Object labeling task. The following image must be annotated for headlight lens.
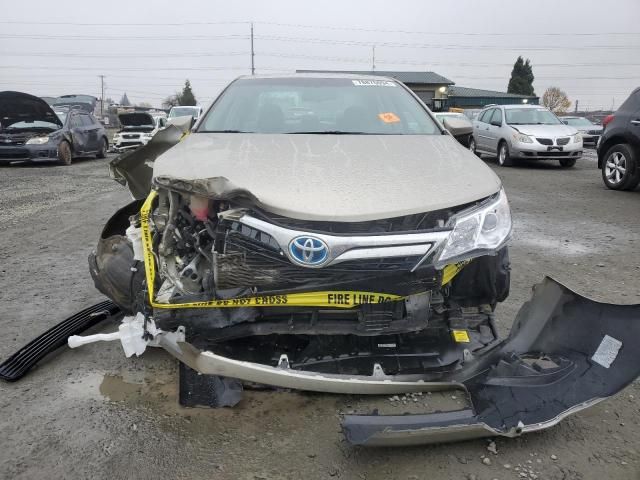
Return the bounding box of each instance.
[572,133,582,143]
[512,132,533,144]
[26,136,50,145]
[436,188,512,267]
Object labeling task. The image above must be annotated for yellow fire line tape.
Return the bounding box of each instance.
[139,191,404,309]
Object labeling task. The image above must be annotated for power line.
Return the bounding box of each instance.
[0,33,249,41]
[2,19,640,37]
[0,20,249,26]
[0,51,248,58]
[255,34,640,50]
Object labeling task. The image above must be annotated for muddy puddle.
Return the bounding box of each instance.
[62,362,468,431]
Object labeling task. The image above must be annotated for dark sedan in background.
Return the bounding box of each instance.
[0,91,108,165]
[560,116,603,146]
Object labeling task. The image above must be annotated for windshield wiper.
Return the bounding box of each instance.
[200,129,251,133]
[287,131,372,134]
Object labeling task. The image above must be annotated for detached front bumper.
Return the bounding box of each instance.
[511,141,583,160]
[157,277,640,446]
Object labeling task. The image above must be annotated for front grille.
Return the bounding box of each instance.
[557,137,570,145]
[214,227,427,291]
[122,134,140,139]
[536,138,552,145]
[0,135,27,145]
[117,141,141,147]
[588,130,601,135]
[524,151,572,157]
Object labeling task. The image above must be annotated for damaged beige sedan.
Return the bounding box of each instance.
[3,74,638,447]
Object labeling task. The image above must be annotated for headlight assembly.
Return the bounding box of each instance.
[26,136,50,145]
[512,132,533,144]
[435,188,512,268]
[572,133,582,143]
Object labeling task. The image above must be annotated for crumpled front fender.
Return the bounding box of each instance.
[343,277,640,445]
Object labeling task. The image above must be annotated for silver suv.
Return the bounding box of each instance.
[470,104,583,167]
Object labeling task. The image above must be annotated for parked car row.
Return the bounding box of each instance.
[0,91,107,165]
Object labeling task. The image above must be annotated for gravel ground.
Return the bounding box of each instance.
[0,150,639,480]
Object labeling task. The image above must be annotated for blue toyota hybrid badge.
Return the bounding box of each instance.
[289,236,329,267]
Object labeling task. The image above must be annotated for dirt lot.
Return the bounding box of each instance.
[1,150,639,480]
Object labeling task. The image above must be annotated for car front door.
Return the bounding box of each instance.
[69,113,90,153]
[629,91,640,144]
[474,109,494,152]
[485,108,503,154]
[80,114,99,151]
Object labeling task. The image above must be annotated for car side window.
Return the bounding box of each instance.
[481,109,494,123]
[70,115,83,128]
[491,109,503,125]
[79,115,93,126]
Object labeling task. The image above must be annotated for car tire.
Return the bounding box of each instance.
[469,137,480,157]
[497,141,513,167]
[97,137,108,159]
[559,158,576,168]
[602,144,640,191]
[58,140,72,166]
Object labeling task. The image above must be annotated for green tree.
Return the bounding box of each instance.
[178,80,197,106]
[507,56,535,96]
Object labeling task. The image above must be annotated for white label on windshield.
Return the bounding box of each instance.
[591,334,622,368]
[352,79,396,87]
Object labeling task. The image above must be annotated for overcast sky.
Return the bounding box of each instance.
[2,0,639,111]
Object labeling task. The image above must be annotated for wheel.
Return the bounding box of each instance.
[96,137,108,159]
[602,144,640,191]
[57,141,72,166]
[497,141,513,167]
[559,158,576,168]
[469,136,480,157]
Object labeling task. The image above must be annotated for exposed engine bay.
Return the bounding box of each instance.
[89,185,510,380]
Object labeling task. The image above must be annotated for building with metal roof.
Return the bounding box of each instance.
[446,86,538,109]
[294,69,538,111]
[296,70,454,108]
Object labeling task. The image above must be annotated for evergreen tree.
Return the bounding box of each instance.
[119,93,131,106]
[507,56,535,96]
[178,80,197,106]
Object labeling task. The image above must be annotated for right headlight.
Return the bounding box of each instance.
[435,188,512,268]
[512,132,533,144]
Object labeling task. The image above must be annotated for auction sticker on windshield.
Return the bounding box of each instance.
[378,112,401,123]
[352,79,396,87]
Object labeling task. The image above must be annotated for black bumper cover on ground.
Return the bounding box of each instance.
[343,277,640,445]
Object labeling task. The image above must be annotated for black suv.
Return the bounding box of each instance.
[597,87,640,190]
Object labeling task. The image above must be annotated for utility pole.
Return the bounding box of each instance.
[372,45,376,71]
[250,22,255,75]
[574,99,578,113]
[99,75,105,118]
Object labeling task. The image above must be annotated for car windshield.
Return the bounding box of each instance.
[198,77,440,135]
[563,117,594,127]
[505,108,561,125]
[169,107,199,118]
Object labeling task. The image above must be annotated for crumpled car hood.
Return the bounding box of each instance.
[153,133,502,222]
